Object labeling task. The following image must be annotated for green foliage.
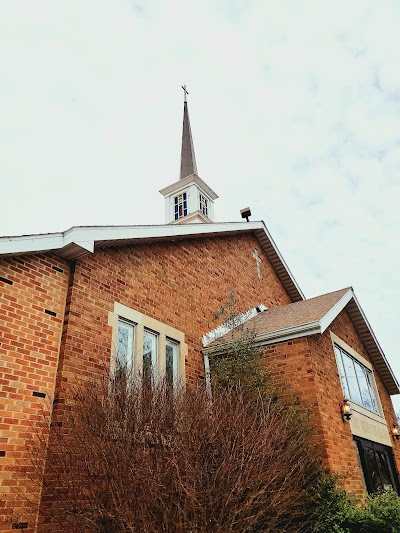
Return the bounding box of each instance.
[210,294,275,398]
[310,476,400,533]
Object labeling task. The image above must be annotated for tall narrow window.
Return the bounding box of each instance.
[166,339,179,389]
[117,319,134,377]
[199,193,208,216]
[143,330,158,380]
[174,192,188,220]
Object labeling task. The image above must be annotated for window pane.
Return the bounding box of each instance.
[342,352,362,405]
[334,346,349,398]
[117,320,134,374]
[143,331,157,380]
[166,340,179,389]
[375,450,395,491]
[355,362,373,411]
[363,446,383,492]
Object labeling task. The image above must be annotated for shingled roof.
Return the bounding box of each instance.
[204,287,400,396]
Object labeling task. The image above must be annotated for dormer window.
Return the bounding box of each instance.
[174,192,188,220]
[199,193,208,217]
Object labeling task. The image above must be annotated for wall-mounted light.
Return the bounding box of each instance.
[392,424,400,441]
[341,399,352,421]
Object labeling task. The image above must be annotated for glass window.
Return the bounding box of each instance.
[166,339,179,389]
[117,319,134,375]
[335,345,380,415]
[199,193,208,216]
[143,330,158,380]
[174,192,188,220]
[355,438,399,494]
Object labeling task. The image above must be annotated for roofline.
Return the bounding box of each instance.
[203,287,400,395]
[0,221,305,302]
[159,173,219,200]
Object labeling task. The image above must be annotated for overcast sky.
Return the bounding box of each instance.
[0,1,399,412]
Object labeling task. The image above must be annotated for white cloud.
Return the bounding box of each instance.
[0,0,399,411]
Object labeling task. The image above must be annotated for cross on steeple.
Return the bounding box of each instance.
[181,85,189,103]
[252,249,262,279]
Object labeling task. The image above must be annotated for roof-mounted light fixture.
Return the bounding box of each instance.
[240,207,252,222]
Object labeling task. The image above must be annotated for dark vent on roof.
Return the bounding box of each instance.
[33,391,46,398]
[45,309,57,317]
[52,265,64,273]
[12,522,28,529]
[0,276,13,285]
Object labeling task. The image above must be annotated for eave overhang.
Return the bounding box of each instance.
[159,173,219,200]
[203,288,400,396]
[0,221,304,302]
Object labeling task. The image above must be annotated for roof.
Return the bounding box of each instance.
[204,287,400,396]
[0,221,305,303]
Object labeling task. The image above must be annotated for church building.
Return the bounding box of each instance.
[1,91,399,532]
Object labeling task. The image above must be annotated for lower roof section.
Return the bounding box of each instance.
[204,287,400,396]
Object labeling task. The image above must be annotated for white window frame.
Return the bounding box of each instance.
[109,303,187,386]
[331,332,383,417]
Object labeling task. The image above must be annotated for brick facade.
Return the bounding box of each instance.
[1,233,291,532]
[262,309,400,499]
[1,231,399,530]
[0,255,69,532]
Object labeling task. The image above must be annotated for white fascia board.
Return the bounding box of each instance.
[159,174,219,200]
[0,233,65,255]
[350,292,400,393]
[259,221,305,301]
[202,304,268,347]
[319,289,353,333]
[255,321,321,345]
[0,222,264,257]
[204,321,321,356]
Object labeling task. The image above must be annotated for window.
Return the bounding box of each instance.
[174,192,188,220]
[334,344,380,415]
[143,330,158,380]
[199,193,208,217]
[117,319,134,375]
[355,438,399,494]
[110,304,187,388]
[166,339,179,390]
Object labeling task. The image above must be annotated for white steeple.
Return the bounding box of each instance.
[159,87,218,224]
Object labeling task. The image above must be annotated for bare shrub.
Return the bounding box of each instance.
[27,371,322,532]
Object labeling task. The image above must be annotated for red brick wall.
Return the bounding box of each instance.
[53,234,292,394]
[309,309,400,497]
[261,338,328,456]
[0,255,69,532]
[261,308,400,499]
[0,234,291,531]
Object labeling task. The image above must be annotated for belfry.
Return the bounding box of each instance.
[159,86,218,224]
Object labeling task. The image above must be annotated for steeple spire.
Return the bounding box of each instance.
[180,86,197,180]
[159,87,218,224]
